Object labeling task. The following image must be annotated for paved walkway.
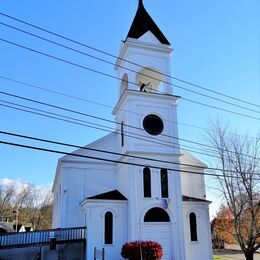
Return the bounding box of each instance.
[214,250,260,260]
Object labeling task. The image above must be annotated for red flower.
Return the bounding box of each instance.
[121,240,163,260]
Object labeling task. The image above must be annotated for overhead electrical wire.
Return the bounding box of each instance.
[0,75,257,142]
[0,14,258,172]
[3,99,250,163]
[2,100,256,168]
[0,90,220,150]
[0,101,115,132]
[0,138,259,181]
[0,130,258,177]
[1,21,259,115]
[1,37,260,121]
[0,100,193,152]
[0,100,217,158]
[0,90,258,160]
[0,12,259,110]
[0,75,208,132]
[0,101,258,170]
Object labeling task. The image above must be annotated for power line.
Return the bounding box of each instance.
[0,75,257,141]
[0,139,258,180]
[0,75,208,132]
[0,130,258,176]
[1,37,260,121]
[2,98,245,163]
[0,100,215,158]
[0,100,187,151]
[0,101,115,132]
[0,14,258,184]
[1,99,257,168]
[1,21,259,115]
[1,12,259,110]
[1,89,258,160]
[0,18,258,160]
[0,100,182,154]
[0,90,216,149]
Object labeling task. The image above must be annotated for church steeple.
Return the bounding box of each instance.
[126,1,170,45]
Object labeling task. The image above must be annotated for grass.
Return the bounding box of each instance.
[213,256,234,260]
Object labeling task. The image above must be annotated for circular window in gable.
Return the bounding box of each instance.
[143,114,164,136]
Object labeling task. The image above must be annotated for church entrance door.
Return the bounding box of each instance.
[141,207,172,259]
[140,223,172,260]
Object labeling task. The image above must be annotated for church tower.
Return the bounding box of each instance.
[113,1,186,259]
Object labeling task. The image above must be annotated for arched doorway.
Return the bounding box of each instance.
[141,207,172,260]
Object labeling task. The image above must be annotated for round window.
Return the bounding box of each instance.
[143,114,164,136]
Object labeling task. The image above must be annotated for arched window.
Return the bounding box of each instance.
[144,207,170,222]
[104,211,113,244]
[161,169,168,198]
[189,212,198,241]
[143,167,151,197]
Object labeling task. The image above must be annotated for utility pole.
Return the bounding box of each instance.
[13,210,19,232]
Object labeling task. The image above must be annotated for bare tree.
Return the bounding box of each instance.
[0,181,35,221]
[0,180,53,230]
[0,183,15,221]
[23,187,53,230]
[207,121,260,260]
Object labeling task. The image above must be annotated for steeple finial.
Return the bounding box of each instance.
[138,0,143,8]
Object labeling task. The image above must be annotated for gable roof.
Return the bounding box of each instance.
[182,195,211,203]
[86,190,127,201]
[180,149,208,169]
[126,1,170,45]
[58,132,117,162]
[52,132,117,192]
[0,222,15,233]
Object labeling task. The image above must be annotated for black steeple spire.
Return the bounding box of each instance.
[126,1,170,45]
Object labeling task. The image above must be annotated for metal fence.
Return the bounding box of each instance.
[0,226,86,249]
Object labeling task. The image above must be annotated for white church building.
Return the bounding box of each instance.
[52,1,213,259]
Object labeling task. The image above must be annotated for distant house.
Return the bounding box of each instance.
[0,222,15,234]
[13,224,33,233]
[0,222,34,234]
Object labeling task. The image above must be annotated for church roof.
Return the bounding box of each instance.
[182,195,211,203]
[126,0,170,45]
[87,190,127,200]
[0,222,15,233]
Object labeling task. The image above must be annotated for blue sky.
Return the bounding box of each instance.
[0,0,259,215]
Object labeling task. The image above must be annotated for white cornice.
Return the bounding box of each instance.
[81,199,128,207]
[115,37,173,69]
[112,89,180,115]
